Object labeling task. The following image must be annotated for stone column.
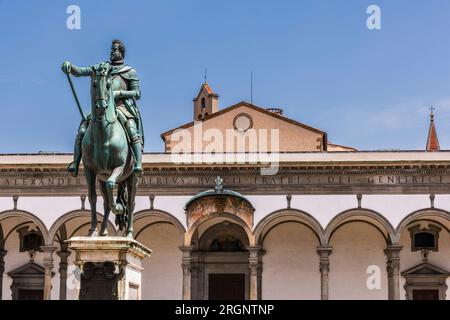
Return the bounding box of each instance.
[180,246,192,300]
[41,245,57,300]
[248,246,263,300]
[56,251,71,300]
[317,246,332,300]
[189,252,203,299]
[385,245,402,300]
[0,250,7,300]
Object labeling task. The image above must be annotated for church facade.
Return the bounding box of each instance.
[1,83,449,300]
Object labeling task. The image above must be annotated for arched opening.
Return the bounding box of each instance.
[325,209,393,300]
[134,210,185,299]
[328,221,389,299]
[0,211,49,300]
[190,221,250,300]
[262,221,321,299]
[254,209,323,299]
[396,209,450,300]
[201,97,206,108]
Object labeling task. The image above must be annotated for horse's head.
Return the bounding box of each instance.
[92,62,112,111]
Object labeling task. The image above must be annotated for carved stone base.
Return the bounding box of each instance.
[67,237,151,300]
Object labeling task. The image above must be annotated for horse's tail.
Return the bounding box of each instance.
[115,181,128,231]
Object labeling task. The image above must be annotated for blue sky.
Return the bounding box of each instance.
[1,0,450,152]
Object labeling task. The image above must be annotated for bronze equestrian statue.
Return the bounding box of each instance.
[61,40,143,237]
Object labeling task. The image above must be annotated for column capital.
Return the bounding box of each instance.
[43,259,54,269]
[246,246,265,258]
[385,245,403,275]
[246,245,262,252]
[316,246,333,257]
[180,246,192,272]
[56,250,72,260]
[182,257,191,267]
[41,245,58,253]
[179,246,193,253]
[384,245,403,256]
[57,251,71,275]
[249,258,261,269]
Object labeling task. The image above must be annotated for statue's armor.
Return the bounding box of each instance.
[110,64,144,145]
[71,63,144,145]
[68,61,144,176]
[112,72,133,117]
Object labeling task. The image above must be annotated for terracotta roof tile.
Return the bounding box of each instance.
[202,82,213,94]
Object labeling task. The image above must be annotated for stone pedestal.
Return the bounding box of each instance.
[67,237,151,300]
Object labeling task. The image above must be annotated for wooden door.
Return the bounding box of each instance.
[18,289,44,300]
[412,289,439,300]
[208,274,245,300]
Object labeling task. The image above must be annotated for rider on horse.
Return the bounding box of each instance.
[61,39,144,177]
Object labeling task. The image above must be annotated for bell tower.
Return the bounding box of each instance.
[193,82,219,120]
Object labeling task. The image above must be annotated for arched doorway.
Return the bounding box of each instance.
[190,221,250,300]
[183,178,257,300]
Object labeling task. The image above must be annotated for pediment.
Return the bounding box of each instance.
[162,101,328,152]
[202,102,325,135]
[401,262,449,276]
[163,101,325,137]
[7,262,44,277]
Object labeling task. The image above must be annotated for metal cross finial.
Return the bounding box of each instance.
[429,106,436,120]
[204,67,207,83]
[214,176,223,194]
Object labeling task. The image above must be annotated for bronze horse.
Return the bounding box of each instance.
[82,62,137,238]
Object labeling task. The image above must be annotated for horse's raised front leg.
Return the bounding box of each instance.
[106,166,125,215]
[84,168,98,236]
[99,181,110,236]
[125,173,138,238]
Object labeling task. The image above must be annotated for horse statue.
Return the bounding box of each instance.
[81,62,137,238]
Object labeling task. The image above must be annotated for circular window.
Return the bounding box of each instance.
[233,113,253,133]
